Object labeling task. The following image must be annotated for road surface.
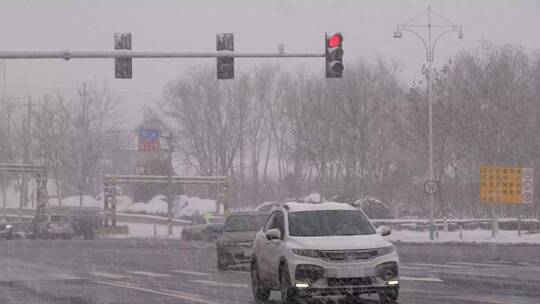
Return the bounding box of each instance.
[0,239,539,304]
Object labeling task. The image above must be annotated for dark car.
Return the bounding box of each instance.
[181,215,226,241]
[26,214,74,240]
[0,222,15,240]
[216,212,268,270]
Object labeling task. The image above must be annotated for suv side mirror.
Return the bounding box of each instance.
[266,228,281,241]
[377,225,391,236]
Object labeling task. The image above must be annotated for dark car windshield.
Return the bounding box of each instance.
[288,210,376,237]
[224,215,267,232]
[208,217,226,224]
[51,215,69,222]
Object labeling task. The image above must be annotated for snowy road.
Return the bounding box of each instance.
[0,240,539,304]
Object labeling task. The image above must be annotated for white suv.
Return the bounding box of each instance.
[250,202,399,304]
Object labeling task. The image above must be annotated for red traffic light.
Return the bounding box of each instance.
[328,34,342,48]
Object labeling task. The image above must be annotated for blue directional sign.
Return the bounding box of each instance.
[139,129,160,140]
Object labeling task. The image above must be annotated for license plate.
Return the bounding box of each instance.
[327,267,365,278]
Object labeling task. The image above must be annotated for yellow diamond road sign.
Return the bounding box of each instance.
[480,166,533,204]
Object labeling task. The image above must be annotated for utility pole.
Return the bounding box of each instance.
[394,6,463,240]
[79,84,88,207]
[1,61,6,220]
[19,95,32,211]
[163,133,174,237]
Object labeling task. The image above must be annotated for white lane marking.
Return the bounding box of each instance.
[190,279,249,289]
[443,270,510,278]
[170,270,212,276]
[409,263,464,269]
[92,280,218,304]
[400,276,443,282]
[93,272,130,279]
[129,271,171,278]
[50,274,84,280]
[448,261,511,268]
[400,266,428,270]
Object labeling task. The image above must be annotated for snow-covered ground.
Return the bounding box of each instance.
[388,229,540,244]
[113,222,183,238]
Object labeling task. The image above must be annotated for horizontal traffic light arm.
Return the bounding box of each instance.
[0,163,46,173]
[104,175,227,184]
[0,50,325,60]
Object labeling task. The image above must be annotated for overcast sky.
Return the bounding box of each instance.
[0,0,539,127]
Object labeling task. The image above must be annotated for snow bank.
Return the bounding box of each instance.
[175,195,221,217]
[127,195,168,214]
[303,193,321,203]
[115,195,133,212]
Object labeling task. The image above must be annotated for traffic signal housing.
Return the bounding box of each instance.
[114,33,132,79]
[216,33,234,79]
[325,32,344,78]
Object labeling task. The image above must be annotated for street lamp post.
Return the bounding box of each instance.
[394,6,463,240]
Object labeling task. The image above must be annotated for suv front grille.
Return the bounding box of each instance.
[320,250,378,262]
[327,277,372,287]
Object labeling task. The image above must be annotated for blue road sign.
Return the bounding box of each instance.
[139,128,160,140]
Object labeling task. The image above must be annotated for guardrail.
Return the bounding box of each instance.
[3,208,190,227]
[5,206,537,231]
[371,218,540,232]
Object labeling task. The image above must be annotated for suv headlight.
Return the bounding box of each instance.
[292,249,321,259]
[377,245,395,256]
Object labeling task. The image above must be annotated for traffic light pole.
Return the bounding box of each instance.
[0,32,340,79]
[0,50,324,59]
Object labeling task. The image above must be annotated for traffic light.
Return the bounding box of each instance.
[114,33,132,79]
[216,33,234,79]
[325,32,344,78]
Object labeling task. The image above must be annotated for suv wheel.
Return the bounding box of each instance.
[379,286,399,304]
[251,259,270,303]
[280,263,298,304]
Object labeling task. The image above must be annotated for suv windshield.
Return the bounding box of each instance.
[288,210,376,237]
[224,215,267,232]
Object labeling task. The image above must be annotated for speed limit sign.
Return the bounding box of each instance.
[424,181,439,195]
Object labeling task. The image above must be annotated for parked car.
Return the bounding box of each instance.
[44,206,102,240]
[216,212,268,270]
[250,202,398,304]
[181,214,226,241]
[0,222,15,240]
[26,214,74,240]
